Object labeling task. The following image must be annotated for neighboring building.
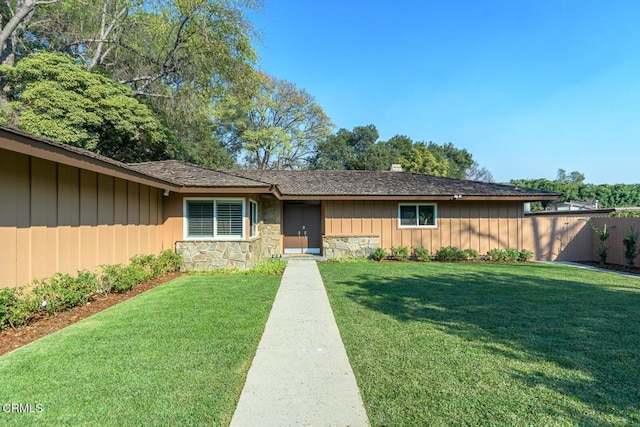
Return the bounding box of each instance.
[0,126,561,287]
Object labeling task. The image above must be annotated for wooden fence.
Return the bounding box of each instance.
[523,215,640,265]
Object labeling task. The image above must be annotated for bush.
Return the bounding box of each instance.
[463,248,481,261]
[518,249,534,262]
[249,258,287,275]
[504,248,521,262]
[0,287,38,330]
[32,271,99,313]
[486,248,506,262]
[413,246,430,262]
[129,254,157,281]
[390,245,410,261]
[435,246,468,262]
[156,250,183,274]
[622,226,639,267]
[370,247,388,261]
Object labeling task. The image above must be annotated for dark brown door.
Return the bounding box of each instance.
[283,202,321,254]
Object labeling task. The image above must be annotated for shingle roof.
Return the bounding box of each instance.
[224,169,559,199]
[128,160,272,188]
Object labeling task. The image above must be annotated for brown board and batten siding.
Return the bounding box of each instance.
[323,200,525,254]
[0,148,164,288]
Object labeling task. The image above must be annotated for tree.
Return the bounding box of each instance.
[0,52,170,162]
[310,125,380,170]
[215,72,332,169]
[465,161,494,182]
[0,0,60,65]
[426,142,473,179]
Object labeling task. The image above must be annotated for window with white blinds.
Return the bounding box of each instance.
[185,199,245,239]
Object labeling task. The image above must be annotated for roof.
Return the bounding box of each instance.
[128,160,271,188]
[0,126,560,201]
[224,169,559,199]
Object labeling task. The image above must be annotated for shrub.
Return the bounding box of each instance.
[587,220,612,265]
[622,226,639,267]
[504,248,521,262]
[370,247,388,261]
[413,246,430,262]
[156,250,183,274]
[518,249,534,262]
[463,248,481,261]
[390,245,410,261]
[129,254,157,281]
[249,258,287,275]
[435,246,467,262]
[32,271,99,313]
[0,287,38,330]
[486,248,506,263]
[100,263,146,293]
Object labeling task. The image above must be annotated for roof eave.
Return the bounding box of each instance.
[0,127,180,191]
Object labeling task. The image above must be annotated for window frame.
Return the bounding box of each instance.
[249,199,259,238]
[183,197,246,240]
[398,203,438,228]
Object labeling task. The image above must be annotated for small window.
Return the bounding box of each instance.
[399,203,437,228]
[185,198,245,239]
[249,200,259,237]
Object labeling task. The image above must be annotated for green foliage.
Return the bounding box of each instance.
[309,125,486,179]
[32,271,100,313]
[587,220,612,265]
[370,247,389,261]
[0,251,183,330]
[390,245,410,261]
[413,246,430,262]
[511,172,640,211]
[463,248,481,260]
[518,249,534,262]
[434,246,468,262]
[326,257,371,264]
[215,72,332,169]
[0,287,38,330]
[156,250,184,274]
[248,258,287,275]
[611,210,640,218]
[486,248,507,263]
[187,258,287,276]
[622,226,639,268]
[0,52,171,162]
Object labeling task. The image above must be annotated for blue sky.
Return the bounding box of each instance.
[248,1,640,183]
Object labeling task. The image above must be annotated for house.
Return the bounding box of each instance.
[0,126,561,287]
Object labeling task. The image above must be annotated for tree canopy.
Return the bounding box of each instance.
[0,52,170,162]
[215,72,332,169]
[511,169,640,211]
[310,124,489,180]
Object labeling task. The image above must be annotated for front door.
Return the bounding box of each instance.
[283,202,321,254]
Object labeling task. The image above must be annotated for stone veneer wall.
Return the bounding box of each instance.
[258,195,281,258]
[177,240,262,270]
[323,235,380,259]
[176,195,282,271]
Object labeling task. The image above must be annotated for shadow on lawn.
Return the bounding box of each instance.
[337,264,640,424]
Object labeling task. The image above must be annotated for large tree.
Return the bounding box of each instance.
[215,72,332,169]
[6,0,259,166]
[0,52,170,162]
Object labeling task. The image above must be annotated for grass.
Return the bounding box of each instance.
[319,262,640,426]
[0,274,280,426]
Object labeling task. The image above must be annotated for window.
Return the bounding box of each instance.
[249,200,259,237]
[185,198,245,239]
[398,203,437,228]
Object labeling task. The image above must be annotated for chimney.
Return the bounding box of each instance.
[389,164,403,172]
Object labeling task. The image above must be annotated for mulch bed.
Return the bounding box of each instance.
[576,261,640,276]
[0,272,181,357]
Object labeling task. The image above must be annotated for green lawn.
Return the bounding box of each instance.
[0,275,279,426]
[319,262,640,426]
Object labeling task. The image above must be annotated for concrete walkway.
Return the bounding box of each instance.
[230,259,370,427]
